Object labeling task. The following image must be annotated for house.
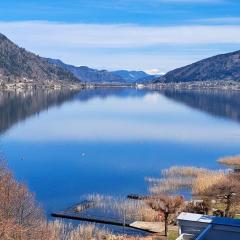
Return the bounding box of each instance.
[177,212,240,240]
[136,84,145,89]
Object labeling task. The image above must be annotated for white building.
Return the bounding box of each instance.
[177,212,240,240]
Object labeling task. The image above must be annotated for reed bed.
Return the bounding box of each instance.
[86,194,158,222]
[47,221,118,240]
[218,155,240,166]
[147,177,193,194]
[146,166,229,197]
[192,171,227,195]
[162,166,208,178]
[146,166,209,194]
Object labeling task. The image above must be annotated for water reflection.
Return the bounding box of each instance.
[76,88,149,102]
[1,88,240,213]
[1,88,240,138]
[2,88,240,144]
[162,89,240,124]
[0,90,79,135]
[0,88,152,135]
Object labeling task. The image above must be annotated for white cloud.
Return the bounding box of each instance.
[145,69,165,75]
[1,21,240,48]
[0,21,239,70]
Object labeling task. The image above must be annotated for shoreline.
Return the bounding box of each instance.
[1,80,240,92]
[143,80,240,91]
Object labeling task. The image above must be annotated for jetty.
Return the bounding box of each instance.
[51,200,163,235]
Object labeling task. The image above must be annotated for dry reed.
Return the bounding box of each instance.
[218,155,240,166]
[86,194,158,222]
[146,166,229,197]
[47,221,118,240]
[192,171,227,195]
[162,166,208,178]
[148,177,193,194]
[146,166,210,194]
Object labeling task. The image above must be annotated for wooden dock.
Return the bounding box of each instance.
[51,212,155,233]
[51,200,158,234]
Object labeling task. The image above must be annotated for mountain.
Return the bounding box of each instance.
[0,32,154,85]
[47,58,152,84]
[111,70,149,83]
[155,50,240,83]
[47,59,125,83]
[137,75,160,84]
[0,33,78,83]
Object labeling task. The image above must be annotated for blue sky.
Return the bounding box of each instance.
[0,0,240,72]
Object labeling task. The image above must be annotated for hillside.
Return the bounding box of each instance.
[155,50,240,83]
[0,32,151,85]
[137,75,159,83]
[47,58,152,84]
[111,70,149,83]
[0,33,78,83]
[46,58,124,83]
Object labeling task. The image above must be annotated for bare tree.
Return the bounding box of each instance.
[185,200,210,215]
[147,195,184,236]
[195,173,240,217]
[0,161,48,240]
[0,161,127,240]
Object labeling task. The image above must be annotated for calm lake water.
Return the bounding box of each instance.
[0,88,240,215]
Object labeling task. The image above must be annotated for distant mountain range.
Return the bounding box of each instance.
[0,32,240,86]
[155,50,240,83]
[111,70,149,83]
[46,58,124,83]
[46,58,153,84]
[0,33,152,85]
[0,33,78,83]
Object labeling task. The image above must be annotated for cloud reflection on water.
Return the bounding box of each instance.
[4,91,240,144]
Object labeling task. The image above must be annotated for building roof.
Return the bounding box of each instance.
[178,212,240,228]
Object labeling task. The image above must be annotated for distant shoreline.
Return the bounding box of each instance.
[1,80,240,91]
[142,80,240,91]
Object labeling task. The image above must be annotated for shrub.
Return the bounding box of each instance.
[0,162,123,240]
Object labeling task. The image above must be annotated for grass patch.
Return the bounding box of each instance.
[168,230,179,240]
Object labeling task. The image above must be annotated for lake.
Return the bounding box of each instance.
[0,88,240,215]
